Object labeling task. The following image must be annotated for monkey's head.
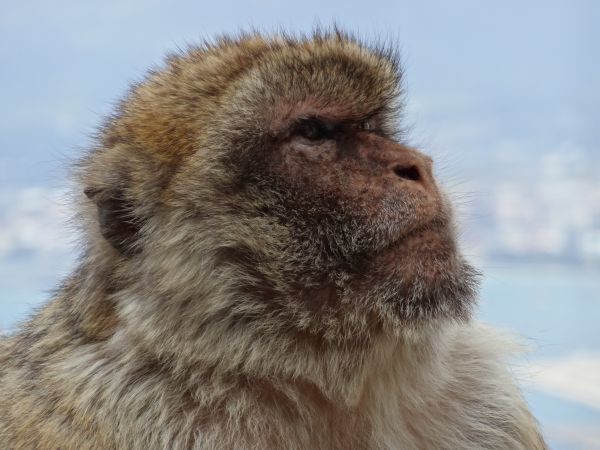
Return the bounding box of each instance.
[80,31,478,367]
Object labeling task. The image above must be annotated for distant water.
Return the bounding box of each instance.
[478,263,600,450]
[1,262,599,448]
[480,263,600,357]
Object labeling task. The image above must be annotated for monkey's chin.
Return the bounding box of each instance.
[366,225,480,326]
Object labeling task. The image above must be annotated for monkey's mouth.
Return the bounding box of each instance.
[377,209,452,253]
[365,215,459,279]
[360,181,449,253]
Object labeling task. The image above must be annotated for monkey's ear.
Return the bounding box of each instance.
[84,187,140,256]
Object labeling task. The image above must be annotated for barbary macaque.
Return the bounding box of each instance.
[0,31,546,449]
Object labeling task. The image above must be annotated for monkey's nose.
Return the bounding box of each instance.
[392,164,422,182]
[386,146,434,190]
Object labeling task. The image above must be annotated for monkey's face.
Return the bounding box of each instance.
[237,104,477,328]
[269,113,442,259]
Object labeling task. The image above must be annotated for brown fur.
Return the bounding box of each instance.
[0,30,546,449]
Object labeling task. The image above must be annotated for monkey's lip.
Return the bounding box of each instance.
[380,216,452,254]
[373,183,449,250]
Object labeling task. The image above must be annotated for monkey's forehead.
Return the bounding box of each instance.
[217,35,403,127]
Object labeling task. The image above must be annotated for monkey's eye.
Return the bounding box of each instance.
[357,118,374,131]
[292,117,330,141]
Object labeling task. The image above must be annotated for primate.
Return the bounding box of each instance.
[0,31,546,449]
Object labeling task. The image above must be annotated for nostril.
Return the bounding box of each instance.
[393,164,421,182]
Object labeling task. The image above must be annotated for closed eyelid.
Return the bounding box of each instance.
[289,117,335,140]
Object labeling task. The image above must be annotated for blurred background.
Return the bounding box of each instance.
[1,1,598,448]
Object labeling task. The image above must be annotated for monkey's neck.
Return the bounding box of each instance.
[119,304,453,409]
[61,262,458,409]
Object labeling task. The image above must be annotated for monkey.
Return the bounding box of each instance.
[0,30,546,449]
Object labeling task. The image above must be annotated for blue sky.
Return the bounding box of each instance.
[1,1,599,448]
